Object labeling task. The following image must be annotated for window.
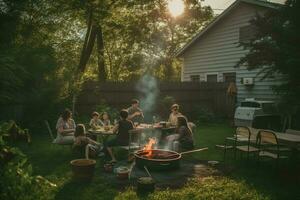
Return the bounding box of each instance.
[223,72,236,83]
[206,74,218,82]
[190,75,200,82]
[239,25,257,43]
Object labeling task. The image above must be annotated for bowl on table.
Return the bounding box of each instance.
[159,121,167,128]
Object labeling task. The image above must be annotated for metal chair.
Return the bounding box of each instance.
[257,130,289,165]
[224,126,259,161]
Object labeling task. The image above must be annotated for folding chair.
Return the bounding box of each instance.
[224,126,259,161]
[257,130,290,166]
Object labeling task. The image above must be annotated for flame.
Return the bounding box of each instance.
[143,138,157,158]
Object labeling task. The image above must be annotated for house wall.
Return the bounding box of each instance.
[181,2,281,104]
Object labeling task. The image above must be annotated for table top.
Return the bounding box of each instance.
[88,123,176,135]
[129,123,176,133]
[88,127,114,135]
[249,127,300,144]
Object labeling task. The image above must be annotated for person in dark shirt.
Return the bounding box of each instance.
[177,116,194,150]
[127,99,144,124]
[165,116,194,151]
[105,109,134,163]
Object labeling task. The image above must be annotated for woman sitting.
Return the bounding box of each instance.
[166,116,194,151]
[105,109,134,163]
[168,104,182,126]
[100,112,111,126]
[54,108,75,144]
[89,111,102,129]
[73,124,103,157]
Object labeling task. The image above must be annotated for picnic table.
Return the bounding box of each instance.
[88,126,115,142]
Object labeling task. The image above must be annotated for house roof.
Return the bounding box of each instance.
[175,0,282,57]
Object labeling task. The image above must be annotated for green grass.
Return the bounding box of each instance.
[15,123,300,200]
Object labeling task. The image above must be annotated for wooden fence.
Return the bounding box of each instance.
[76,81,235,120]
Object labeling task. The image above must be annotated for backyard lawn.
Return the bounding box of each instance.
[15,123,300,200]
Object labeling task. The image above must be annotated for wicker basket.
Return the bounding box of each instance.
[70,159,96,181]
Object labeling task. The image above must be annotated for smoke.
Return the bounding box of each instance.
[136,73,159,122]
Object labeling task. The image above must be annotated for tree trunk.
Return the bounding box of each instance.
[78,9,97,73]
[96,24,107,82]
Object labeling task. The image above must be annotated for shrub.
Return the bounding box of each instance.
[0,122,56,200]
[191,106,216,124]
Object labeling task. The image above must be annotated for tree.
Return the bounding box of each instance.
[236,0,300,128]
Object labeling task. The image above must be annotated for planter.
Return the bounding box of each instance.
[103,163,113,173]
[115,166,129,180]
[70,159,96,181]
[137,177,155,194]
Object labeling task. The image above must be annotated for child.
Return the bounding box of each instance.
[89,112,102,129]
[73,124,103,157]
[105,110,134,163]
[100,112,111,126]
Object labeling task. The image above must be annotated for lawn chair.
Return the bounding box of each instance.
[257,130,289,166]
[224,126,259,161]
[45,120,55,143]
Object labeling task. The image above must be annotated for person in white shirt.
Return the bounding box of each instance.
[55,108,75,144]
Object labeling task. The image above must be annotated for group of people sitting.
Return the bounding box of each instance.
[54,99,194,163]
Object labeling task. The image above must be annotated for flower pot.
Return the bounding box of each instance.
[137,177,155,194]
[115,166,129,180]
[103,163,113,173]
[70,159,96,181]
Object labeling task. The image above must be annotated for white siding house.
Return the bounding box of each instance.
[176,0,282,104]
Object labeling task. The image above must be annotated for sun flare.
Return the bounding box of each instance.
[167,0,185,17]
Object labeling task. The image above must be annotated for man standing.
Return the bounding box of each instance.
[127,99,144,124]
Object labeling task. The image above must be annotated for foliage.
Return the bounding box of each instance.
[191,106,216,124]
[158,95,176,118]
[0,0,67,126]
[95,100,119,121]
[0,122,56,200]
[236,0,300,115]
[114,177,270,200]
[0,0,214,126]
[1,120,31,143]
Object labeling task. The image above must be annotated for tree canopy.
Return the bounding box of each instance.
[0,0,213,122]
[236,0,300,115]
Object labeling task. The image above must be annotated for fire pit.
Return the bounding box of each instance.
[135,149,181,171]
[135,138,208,171]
